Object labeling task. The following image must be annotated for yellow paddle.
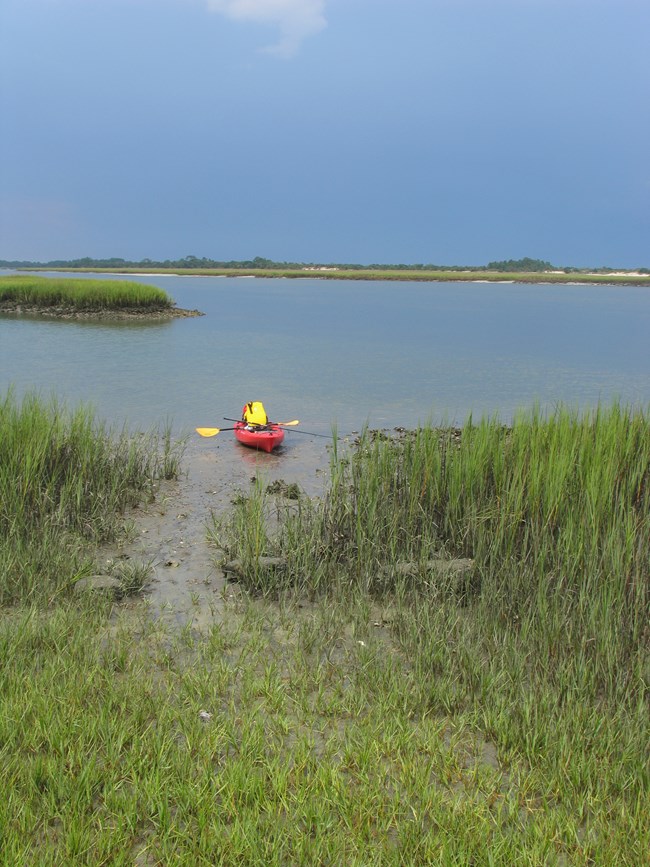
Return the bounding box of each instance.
[197,422,331,440]
[195,427,236,437]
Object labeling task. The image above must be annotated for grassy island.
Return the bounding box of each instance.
[0,275,174,313]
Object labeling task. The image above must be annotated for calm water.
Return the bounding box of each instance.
[1,272,649,436]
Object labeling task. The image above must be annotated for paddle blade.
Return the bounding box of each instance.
[277,420,300,426]
[195,427,221,437]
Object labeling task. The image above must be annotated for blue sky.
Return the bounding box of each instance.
[1,0,648,267]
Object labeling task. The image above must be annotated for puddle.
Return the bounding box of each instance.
[100,433,336,630]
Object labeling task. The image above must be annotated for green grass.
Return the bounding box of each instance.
[209,404,649,863]
[0,390,183,604]
[0,275,173,310]
[1,399,647,863]
[2,587,647,864]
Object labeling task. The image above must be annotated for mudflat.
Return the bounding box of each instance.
[0,300,203,319]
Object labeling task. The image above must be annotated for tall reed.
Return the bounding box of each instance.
[216,404,649,854]
[0,390,182,604]
[222,404,649,700]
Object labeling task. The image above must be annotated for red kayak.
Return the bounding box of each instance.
[234,422,285,453]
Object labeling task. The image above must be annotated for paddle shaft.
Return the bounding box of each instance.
[277,428,333,439]
[222,417,298,426]
[222,418,333,439]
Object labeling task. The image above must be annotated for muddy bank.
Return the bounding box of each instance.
[0,301,204,320]
[98,433,335,631]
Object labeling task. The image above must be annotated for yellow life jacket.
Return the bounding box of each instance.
[242,401,268,426]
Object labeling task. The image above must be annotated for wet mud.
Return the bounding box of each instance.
[0,302,203,319]
[100,434,333,631]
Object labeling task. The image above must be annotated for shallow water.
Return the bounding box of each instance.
[3,271,648,625]
[1,271,649,439]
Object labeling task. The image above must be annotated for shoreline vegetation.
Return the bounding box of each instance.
[0,391,183,604]
[2,255,649,286]
[1,392,648,862]
[31,267,650,286]
[0,275,203,318]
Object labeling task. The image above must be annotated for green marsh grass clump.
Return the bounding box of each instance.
[216,404,649,861]
[229,405,649,672]
[0,275,172,310]
[216,403,650,690]
[0,390,182,604]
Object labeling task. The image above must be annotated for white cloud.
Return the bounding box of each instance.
[205,0,327,57]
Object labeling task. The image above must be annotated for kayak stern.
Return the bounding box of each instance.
[234,422,285,453]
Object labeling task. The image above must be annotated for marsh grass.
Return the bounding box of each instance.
[0,390,183,604]
[110,557,156,596]
[44,266,650,286]
[212,404,649,862]
[2,588,646,864]
[0,275,172,310]
[2,398,648,863]
[223,406,649,676]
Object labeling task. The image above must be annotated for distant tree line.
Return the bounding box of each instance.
[486,257,553,272]
[1,255,647,274]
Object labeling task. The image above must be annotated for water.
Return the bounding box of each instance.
[1,271,649,436]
